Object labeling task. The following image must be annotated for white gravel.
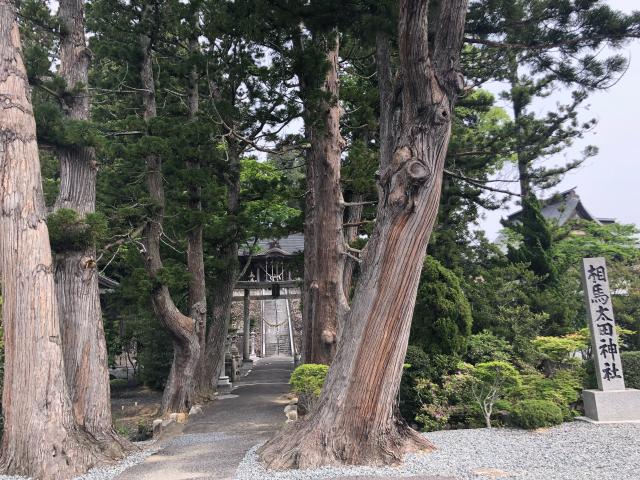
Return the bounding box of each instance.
[0,440,160,480]
[235,421,640,479]
[73,440,161,480]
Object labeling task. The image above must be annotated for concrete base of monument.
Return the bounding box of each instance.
[580,388,640,422]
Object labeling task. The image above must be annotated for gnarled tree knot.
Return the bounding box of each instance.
[321,329,336,346]
[406,159,429,184]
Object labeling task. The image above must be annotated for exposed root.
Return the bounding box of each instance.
[258,416,434,471]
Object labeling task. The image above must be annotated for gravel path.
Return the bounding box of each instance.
[235,421,640,480]
[0,440,160,480]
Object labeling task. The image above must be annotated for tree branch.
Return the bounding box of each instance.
[444,169,522,197]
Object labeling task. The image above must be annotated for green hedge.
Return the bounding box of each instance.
[622,351,640,389]
[511,399,563,429]
[290,364,328,397]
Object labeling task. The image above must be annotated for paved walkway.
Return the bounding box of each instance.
[116,356,295,480]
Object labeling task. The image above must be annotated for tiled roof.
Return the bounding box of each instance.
[507,188,612,226]
[239,233,304,256]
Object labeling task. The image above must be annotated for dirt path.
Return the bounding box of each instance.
[115,356,294,480]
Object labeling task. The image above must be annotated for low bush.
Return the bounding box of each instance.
[290,364,328,397]
[515,369,582,420]
[290,363,329,415]
[511,399,563,429]
[622,351,640,389]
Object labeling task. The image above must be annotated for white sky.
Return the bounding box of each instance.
[478,0,640,239]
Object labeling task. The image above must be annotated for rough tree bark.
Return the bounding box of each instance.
[198,143,241,394]
[301,34,349,365]
[341,192,363,300]
[185,27,210,402]
[54,0,128,455]
[0,3,105,476]
[139,27,200,414]
[260,0,468,468]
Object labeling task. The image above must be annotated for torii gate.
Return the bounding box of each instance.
[234,279,300,362]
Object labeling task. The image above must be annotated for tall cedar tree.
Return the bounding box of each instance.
[196,0,301,393]
[0,1,110,476]
[138,3,202,414]
[259,0,469,467]
[53,0,129,454]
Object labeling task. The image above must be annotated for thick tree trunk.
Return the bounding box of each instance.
[201,254,238,388]
[301,35,348,365]
[376,31,395,171]
[260,0,468,468]
[342,193,363,300]
[54,0,128,455]
[139,29,200,414]
[199,144,241,392]
[185,31,210,402]
[0,5,105,477]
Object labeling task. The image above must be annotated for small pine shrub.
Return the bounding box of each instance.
[290,364,328,397]
[621,351,640,389]
[511,399,563,429]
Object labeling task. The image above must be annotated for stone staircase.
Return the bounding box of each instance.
[261,294,293,357]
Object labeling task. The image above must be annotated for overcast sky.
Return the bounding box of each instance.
[479,0,640,240]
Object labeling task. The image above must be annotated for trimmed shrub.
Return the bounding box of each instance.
[290,363,328,415]
[515,369,582,420]
[511,399,563,429]
[290,364,328,397]
[621,351,640,389]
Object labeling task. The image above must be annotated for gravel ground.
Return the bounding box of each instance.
[74,440,161,480]
[0,440,160,480]
[235,421,640,480]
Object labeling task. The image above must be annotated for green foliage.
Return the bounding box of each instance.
[413,378,451,432]
[622,351,640,389]
[514,370,582,420]
[472,361,521,387]
[410,257,472,356]
[47,209,108,253]
[464,331,513,364]
[290,364,328,398]
[34,102,103,149]
[511,399,564,430]
[505,197,556,283]
[469,361,522,428]
[399,345,460,426]
[533,336,586,365]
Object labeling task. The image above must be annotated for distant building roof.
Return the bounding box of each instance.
[239,233,304,257]
[506,188,614,227]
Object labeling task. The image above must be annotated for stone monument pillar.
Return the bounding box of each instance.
[216,335,233,395]
[580,257,640,422]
